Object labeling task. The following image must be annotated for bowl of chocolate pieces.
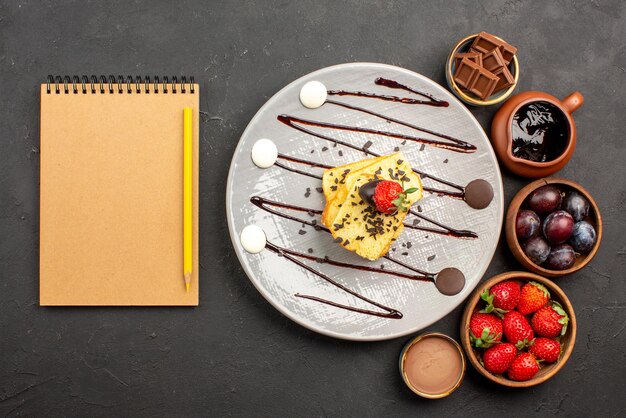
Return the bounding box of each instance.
[446,31,519,106]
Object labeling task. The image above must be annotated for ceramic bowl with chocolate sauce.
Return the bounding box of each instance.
[461,272,577,388]
[446,32,519,106]
[491,91,584,178]
[506,177,602,277]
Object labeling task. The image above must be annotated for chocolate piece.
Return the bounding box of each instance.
[471,31,503,54]
[481,48,505,72]
[464,179,494,209]
[468,67,499,100]
[435,268,465,296]
[453,57,481,89]
[454,52,482,68]
[492,65,515,93]
[497,43,517,64]
[471,31,517,64]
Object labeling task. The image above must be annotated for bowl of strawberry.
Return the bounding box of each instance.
[460,272,576,387]
[505,177,602,277]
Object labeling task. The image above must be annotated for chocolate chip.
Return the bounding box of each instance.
[393,146,400,152]
[420,144,425,151]
[402,252,409,256]
[427,254,436,261]
[333,237,343,243]
[322,146,328,152]
[362,141,373,152]
[407,242,412,249]
[417,205,423,213]
[316,187,323,193]
[338,150,343,156]
[299,229,307,235]
[443,159,449,164]
[307,248,314,254]
[413,219,420,225]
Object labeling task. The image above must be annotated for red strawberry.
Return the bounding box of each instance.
[508,352,539,381]
[469,312,503,348]
[480,280,521,315]
[517,281,550,315]
[531,302,569,338]
[482,343,517,374]
[359,179,418,215]
[502,310,534,348]
[529,337,561,363]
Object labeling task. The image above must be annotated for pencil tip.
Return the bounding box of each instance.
[184,272,191,292]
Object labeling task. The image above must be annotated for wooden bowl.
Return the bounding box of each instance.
[505,177,602,277]
[460,272,577,388]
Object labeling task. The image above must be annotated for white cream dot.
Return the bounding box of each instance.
[240,225,266,254]
[251,139,278,168]
[299,81,327,109]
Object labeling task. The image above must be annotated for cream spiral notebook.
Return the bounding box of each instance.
[40,76,199,306]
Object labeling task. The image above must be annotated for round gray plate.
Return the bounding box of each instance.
[226,63,503,341]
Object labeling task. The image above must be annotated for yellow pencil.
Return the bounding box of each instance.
[183,108,193,292]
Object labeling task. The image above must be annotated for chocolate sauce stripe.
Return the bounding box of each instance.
[327,90,445,108]
[374,77,447,104]
[409,209,478,239]
[294,294,402,319]
[266,242,402,319]
[268,241,434,282]
[325,99,474,151]
[275,153,464,199]
[250,195,476,240]
[278,114,474,154]
[276,115,467,196]
[250,195,441,275]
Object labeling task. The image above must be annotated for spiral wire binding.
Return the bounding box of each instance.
[46,75,196,94]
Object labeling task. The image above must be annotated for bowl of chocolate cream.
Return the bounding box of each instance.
[491,91,584,178]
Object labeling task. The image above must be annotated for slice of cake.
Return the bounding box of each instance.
[324,153,423,260]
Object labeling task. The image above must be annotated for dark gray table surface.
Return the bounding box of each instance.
[1,1,625,416]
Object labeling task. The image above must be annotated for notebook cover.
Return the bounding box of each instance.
[39,83,199,305]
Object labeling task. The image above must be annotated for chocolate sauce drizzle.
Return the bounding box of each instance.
[375,77,449,105]
[276,115,475,203]
[267,241,434,282]
[325,99,475,152]
[273,155,477,238]
[277,114,474,154]
[267,240,403,318]
[326,77,449,108]
[277,153,465,200]
[250,195,438,275]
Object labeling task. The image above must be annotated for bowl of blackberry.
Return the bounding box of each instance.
[505,178,602,277]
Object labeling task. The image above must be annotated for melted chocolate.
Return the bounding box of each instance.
[375,77,449,105]
[408,210,478,239]
[251,195,476,239]
[277,114,474,154]
[276,117,493,208]
[266,242,403,319]
[268,241,434,282]
[276,153,468,201]
[435,268,466,296]
[327,90,447,108]
[325,99,475,152]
